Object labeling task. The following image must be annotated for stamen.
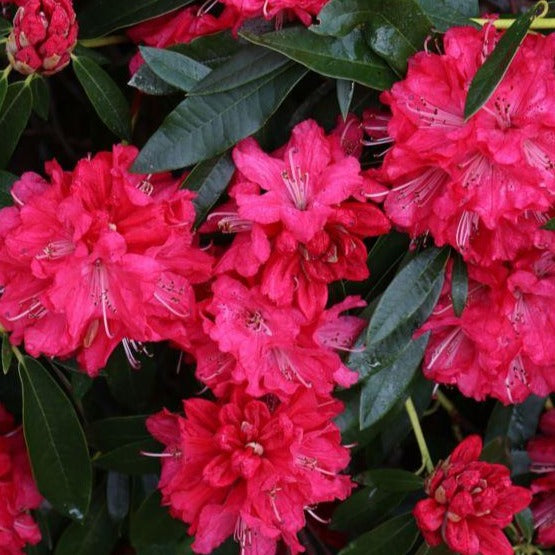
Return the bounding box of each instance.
[405,95,464,128]
[389,168,447,209]
[505,354,529,403]
[35,239,75,260]
[427,328,464,370]
[267,487,282,522]
[273,348,312,388]
[122,337,151,370]
[208,212,253,234]
[136,175,154,196]
[524,140,554,171]
[455,210,479,251]
[90,259,115,338]
[281,148,309,210]
[197,0,218,16]
[306,507,330,524]
[141,449,181,458]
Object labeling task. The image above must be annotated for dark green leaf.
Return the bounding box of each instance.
[19,357,92,520]
[93,439,161,474]
[106,471,130,522]
[332,486,406,533]
[543,217,555,230]
[78,0,195,38]
[88,415,151,451]
[356,469,424,492]
[2,334,12,375]
[70,372,93,400]
[515,507,534,543]
[72,55,131,140]
[451,252,468,317]
[105,346,156,411]
[464,2,545,119]
[414,543,454,554]
[480,437,510,466]
[30,76,50,120]
[129,34,240,95]
[337,79,355,120]
[73,44,110,66]
[416,0,479,31]
[0,81,33,168]
[140,46,211,91]
[131,491,187,548]
[350,247,448,377]
[339,513,419,555]
[0,170,17,191]
[359,334,429,430]
[242,28,396,90]
[0,72,8,114]
[133,63,307,172]
[0,18,11,37]
[486,395,545,448]
[54,492,118,555]
[190,46,288,95]
[364,0,433,75]
[182,152,235,227]
[311,0,374,37]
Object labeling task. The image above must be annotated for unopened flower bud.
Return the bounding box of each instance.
[6,0,78,76]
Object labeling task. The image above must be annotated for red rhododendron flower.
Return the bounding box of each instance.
[419,254,555,404]
[0,404,42,554]
[6,0,78,75]
[200,275,361,397]
[207,119,390,317]
[147,387,353,554]
[220,0,328,27]
[414,435,531,555]
[0,145,213,375]
[380,25,555,265]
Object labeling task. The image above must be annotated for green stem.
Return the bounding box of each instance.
[78,35,129,48]
[405,397,434,474]
[471,17,555,29]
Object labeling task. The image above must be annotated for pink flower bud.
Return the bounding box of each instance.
[6,0,78,76]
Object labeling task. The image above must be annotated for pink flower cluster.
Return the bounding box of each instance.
[376,24,555,403]
[146,118,391,554]
[0,404,42,554]
[0,144,212,375]
[127,0,329,73]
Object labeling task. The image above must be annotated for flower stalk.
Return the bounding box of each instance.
[405,396,434,474]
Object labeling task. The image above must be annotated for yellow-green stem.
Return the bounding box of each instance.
[471,17,555,28]
[405,396,434,474]
[78,35,129,48]
[11,344,25,367]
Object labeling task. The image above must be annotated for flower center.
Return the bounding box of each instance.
[282,149,309,210]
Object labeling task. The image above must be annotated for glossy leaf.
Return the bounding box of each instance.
[182,151,236,227]
[1,334,12,375]
[30,75,50,120]
[93,439,161,475]
[72,55,131,141]
[131,491,188,548]
[0,81,33,168]
[88,415,152,451]
[464,2,545,119]
[54,492,118,555]
[339,513,419,555]
[356,469,424,492]
[133,63,307,172]
[242,28,396,90]
[417,0,479,31]
[105,346,156,411]
[190,46,288,96]
[364,0,433,75]
[350,247,448,377]
[19,357,92,520]
[140,46,211,91]
[543,217,555,230]
[128,65,179,96]
[332,486,406,533]
[414,543,454,554]
[106,472,130,522]
[515,508,534,543]
[0,17,11,36]
[337,79,355,120]
[0,71,8,114]
[451,252,468,317]
[311,0,374,37]
[359,333,429,430]
[78,0,195,38]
